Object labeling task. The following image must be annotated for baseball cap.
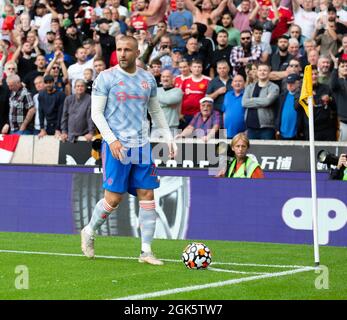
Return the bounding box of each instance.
[43,75,54,83]
[286,73,300,83]
[199,96,214,104]
[172,47,183,53]
[81,0,90,4]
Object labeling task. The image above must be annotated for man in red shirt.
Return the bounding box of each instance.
[268,0,294,44]
[180,59,210,129]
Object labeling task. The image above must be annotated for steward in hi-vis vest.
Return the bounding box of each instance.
[218,132,264,179]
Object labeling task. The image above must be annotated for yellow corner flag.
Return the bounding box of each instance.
[299,65,314,117]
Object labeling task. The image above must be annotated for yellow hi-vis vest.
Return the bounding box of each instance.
[227,157,260,178]
[343,168,347,181]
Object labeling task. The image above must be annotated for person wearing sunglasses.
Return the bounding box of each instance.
[230,30,261,78]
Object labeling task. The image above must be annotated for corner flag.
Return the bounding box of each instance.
[299,65,314,117]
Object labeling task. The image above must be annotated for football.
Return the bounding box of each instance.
[182,242,212,269]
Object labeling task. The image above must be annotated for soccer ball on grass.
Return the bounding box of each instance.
[182,242,212,269]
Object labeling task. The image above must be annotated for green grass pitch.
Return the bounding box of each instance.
[0,232,346,300]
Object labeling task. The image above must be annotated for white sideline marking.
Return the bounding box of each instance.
[114,267,314,300]
[0,249,315,269]
[208,267,269,275]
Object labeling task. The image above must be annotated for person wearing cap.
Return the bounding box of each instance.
[217,132,264,178]
[275,73,302,140]
[175,96,220,142]
[37,74,66,139]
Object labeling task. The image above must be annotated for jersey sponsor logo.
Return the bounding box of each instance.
[116,91,147,101]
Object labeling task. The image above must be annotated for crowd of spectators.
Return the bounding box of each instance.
[1,0,347,143]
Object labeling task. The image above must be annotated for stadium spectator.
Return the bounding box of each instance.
[68,47,95,93]
[149,34,173,71]
[336,34,347,61]
[10,41,38,80]
[329,153,347,180]
[174,59,191,89]
[33,75,45,135]
[182,37,204,66]
[3,61,18,78]
[180,59,210,128]
[167,0,193,49]
[134,0,168,34]
[206,60,232,113]
[299,66,337,141]
[230,30,262,78]
[38,74,66,139]
[44,52,69,95]
[0,76,10,134]
[314,5,347,57]
[221,74,246,139]
[275,73,302,140]
[252,25,272,63]
[5,74,35,135]
[95,18,115,68]
[293,0,318,40]
[318,55,332,85]
[60,24,83,58]
[93,57,106,77]
[209,30,233,78]
[228,0,252,32]
[287,38,302,61]
[268,0,293,44]
[83,68,93,95]
[242,63,279,140]
[249,0,279,45]
[245,63,258,86]
[270,35,292,73]
[110,0,129,21]
[184,0,228,37]
[22,54,46,94]
[218,132,264,178]
[330,0,347,25]
[148,59,162,86]
[45,38,74,68]
[330,55,347,141]
[60,80,94,143]
[151,69,183,138]
[211,12,240,47]
[175,96,220,142]
[130,0,149,31]
[190,22,214,75]
[288,24,307,55]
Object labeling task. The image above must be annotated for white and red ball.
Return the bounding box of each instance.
[182,242,212,269]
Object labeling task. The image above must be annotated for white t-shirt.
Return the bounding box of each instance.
[294,7,318,39]
[68,58,94,93]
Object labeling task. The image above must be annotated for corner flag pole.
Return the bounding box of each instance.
[308,95,320,267]
[300,65,320,266]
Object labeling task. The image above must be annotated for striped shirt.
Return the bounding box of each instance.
[9,86,34,131]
